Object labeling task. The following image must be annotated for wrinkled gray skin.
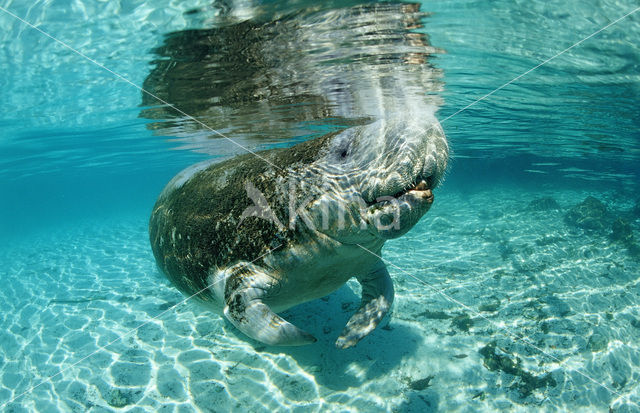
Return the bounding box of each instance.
[150,118,448,348]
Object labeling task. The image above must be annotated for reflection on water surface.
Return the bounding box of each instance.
[141,2,443,155]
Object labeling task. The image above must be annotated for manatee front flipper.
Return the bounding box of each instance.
[223,264,317,346]
[336,261,394,349]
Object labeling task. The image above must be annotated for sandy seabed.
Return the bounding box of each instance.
[1,186,639,412]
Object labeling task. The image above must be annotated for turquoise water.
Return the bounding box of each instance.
[1,0,639,411]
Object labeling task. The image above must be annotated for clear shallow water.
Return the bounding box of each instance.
[1,0,639,411]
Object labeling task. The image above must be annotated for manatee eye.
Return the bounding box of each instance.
[340,150,348,158]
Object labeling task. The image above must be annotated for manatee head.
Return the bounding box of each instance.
[304,117,448,244]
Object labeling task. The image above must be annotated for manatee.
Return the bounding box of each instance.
[149,118,448,348]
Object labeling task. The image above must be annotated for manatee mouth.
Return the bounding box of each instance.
[367,175,435,206]
[392,177,434,202]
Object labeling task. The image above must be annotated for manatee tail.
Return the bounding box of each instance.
[222,264,317,346]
